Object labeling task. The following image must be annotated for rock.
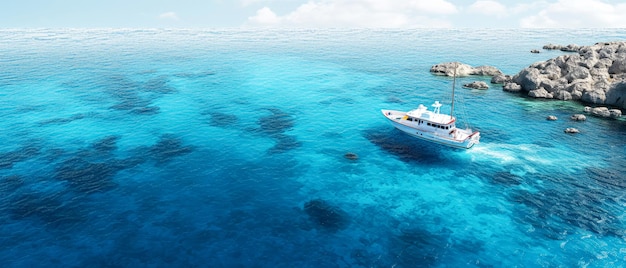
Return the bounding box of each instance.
[581,89,606,104]
[511,41,626,109]
[565,66,590,82]
[560,44,580,52]
[531,49,541,53]
[430,62,474,77]
[529,87,552,98]
[609,109,622,118]
[543,44,562,50]
[609,57,626,74]
[491,74,512,84]
[463,81,489,90]
[591,107,611,117]
[585,106,622,118]
[564,128,580,133]
[570,114,587,121]
[472,66,503,76]
[606,81,626,108]
[344,152,358,160]
[430,62,502,77]
[546,115,558,121]
[556,91,572,100]
[503,82,522,92]
[513,67,542,90]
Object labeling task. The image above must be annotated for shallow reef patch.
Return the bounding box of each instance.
[39,113,93,125]
[255,108,301,154]
[208,112,238,127]
[303,199,350,231]
[0,145,41,169]
[146,134,195,164]
[388,227,450,267]
[258,108,295,135]
[131,106,160,115]
[511,185,623,238]
[55,157,123,193]
[268,134,301,154]
[8,192,84,227]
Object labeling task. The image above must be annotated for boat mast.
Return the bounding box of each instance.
[451,62,457,117]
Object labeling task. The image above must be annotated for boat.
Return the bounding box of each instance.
[381,67,480,149]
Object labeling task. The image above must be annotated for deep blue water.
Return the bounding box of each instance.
[1,28,626,267]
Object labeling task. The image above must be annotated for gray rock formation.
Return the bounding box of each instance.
[542,43,580,52]
[610,109,623,118]
[584,106,623,119]
[571,114,587,121]
[547,115,558,121]
[543,44,562,50]
[507,42,626,109]
[564,128,580,133]
[463,81,489,90]
[491,74,512,84]
[430,62,502,77]
[560,44,581,52]
[529,87,553,98]
[592,107,611,117]
[472,66,503,76]
[503,82,522,92]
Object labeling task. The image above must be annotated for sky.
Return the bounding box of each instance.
[1,0,626,28]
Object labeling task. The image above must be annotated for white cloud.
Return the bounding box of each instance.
[248,7,281,25]
[467,1,507,16]
[241,0,269,7]
[158,12,179,20]
[520,0,626,28]
[246,0,458,28]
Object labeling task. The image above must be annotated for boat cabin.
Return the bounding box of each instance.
[403,101,456,131]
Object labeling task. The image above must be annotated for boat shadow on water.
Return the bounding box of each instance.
[363,127,463,166]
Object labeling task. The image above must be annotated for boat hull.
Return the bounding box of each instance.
[381,110,480,149]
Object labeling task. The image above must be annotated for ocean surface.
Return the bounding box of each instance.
[0,28,625,267]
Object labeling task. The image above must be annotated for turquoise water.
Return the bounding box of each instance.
[1,28,625,267]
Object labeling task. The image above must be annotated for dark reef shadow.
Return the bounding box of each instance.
[303,199,350,232]
[207,112,238,127]
[0,145,41,169]
[363,127,450,165]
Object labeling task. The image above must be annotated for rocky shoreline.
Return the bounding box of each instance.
[430,41,626,119]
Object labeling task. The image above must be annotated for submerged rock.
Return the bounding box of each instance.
[344,152,358,160]
[303,199,349,231]
[546,115,558,121]
[564,128,580,133]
